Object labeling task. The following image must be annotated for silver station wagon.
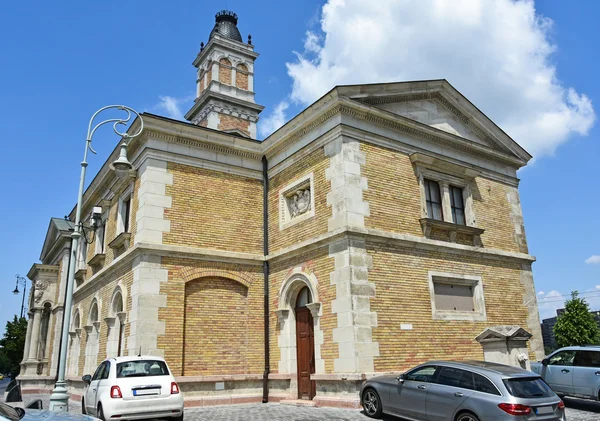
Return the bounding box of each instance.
[360,361,566,421]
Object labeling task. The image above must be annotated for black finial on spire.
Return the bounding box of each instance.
[200,41,204,51]
[248,34,252,45]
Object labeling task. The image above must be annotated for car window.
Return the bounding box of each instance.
[436,367,474,390]
[100,361,111,380]
[91,362,106,381]
[576,351,600,368]
[405,366,438,383]
[473,373,501,395]
[0,402,22,421]
[548,350,576,366]
[503,377,554,398]
[116,360,170,378]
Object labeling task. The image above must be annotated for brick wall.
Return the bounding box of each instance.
[164,163,263,254]
[217,114,250,136]
[159,258,263,376]
[367,240,532,372]
[362,141,525,253]
[268,147,330,253]
[236,64,248,90]
[219,58,232,85]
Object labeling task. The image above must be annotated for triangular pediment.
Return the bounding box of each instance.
[40,217,75,262]
[340,80,532,163]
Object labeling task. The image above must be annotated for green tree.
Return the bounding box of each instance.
[0,316,28,376]
[554,291,600,348]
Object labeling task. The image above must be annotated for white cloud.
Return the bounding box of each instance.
[259,101,289,137]
[284,0,595,158]
[537,291,545,296]
[538,289,600,320]
[585,255,600,264]
[155,95,194,121]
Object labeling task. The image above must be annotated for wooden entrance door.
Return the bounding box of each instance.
[296,306,315,399]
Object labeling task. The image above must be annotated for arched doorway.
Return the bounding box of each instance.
[295,286,315,400]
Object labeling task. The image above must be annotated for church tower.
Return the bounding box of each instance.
[185,10,264,139]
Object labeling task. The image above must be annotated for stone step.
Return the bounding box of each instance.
[279,399,317,407]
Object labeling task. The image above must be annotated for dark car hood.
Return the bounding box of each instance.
[23,410,99,421]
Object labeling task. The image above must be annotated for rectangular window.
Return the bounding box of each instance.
[122,197,131,233]
[450,185,466,225]
[428,272,486,321]
[424,179,443,221]
[576,351,600,368]
[96,221,106,254]
[433,282,475,312]
[503,377,554,398]
[78,241,88,270]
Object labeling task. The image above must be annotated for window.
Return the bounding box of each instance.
[100,361,111,380]
[117,360,170,378]
[118,189,133,235]
[405,366,438,382]
[78,241,88,270]
[503,377,554,398]
[424,179,443,221]
[436,367,474,390]
[473,373,501,395]
[548,350,576,366]
[95,219,106,254]
[577,351,600,368]
[92,362,106,381]
[450,185,466,225]
[434,283,474,312]
[428,272,486,321]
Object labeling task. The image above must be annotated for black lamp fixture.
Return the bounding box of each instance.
[13,274,27,318]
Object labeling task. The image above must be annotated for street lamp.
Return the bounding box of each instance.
[49,105,143,412]
[12,274,27,319]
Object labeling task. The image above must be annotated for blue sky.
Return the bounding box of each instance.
[0,0,598,333]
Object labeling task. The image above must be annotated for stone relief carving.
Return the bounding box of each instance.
[287,187,311,218]
[34,280,49,303]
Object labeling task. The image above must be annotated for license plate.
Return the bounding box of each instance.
[535,406,554,415]
[133,389,159,396]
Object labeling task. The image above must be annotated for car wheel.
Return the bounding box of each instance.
[97,404,105,421]
[362,389,383,418]
[456,411,480,421]
[81,398,86,415]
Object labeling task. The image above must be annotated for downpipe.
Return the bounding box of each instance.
[262,156,270,403]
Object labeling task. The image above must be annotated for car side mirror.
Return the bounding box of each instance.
[396,374,405,383]
[26,399,43,410]
[82,374,92,384]
[541,358,549,366]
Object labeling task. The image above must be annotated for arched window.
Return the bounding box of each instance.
[68,310,82,376]
[219,58,232,85]
[296,286,312,308]
[236,63,249,90]
[38,303,52,359]
[84,300,100,375]
[107,290,125,357]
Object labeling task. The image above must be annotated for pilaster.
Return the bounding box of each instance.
[325,136,378,374]
[135,158,173,245]
[128,254,168,357]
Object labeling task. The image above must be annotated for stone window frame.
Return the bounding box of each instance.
[416,167,475,227]
[428,271,487,322]
[94,208,109,255]
[279,173,315,231]
[117,183,134,235]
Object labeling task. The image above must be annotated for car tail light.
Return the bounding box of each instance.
[171,382,180,394]
[558,400,565,410]
[110,386,123,399]
[498,403,531,415]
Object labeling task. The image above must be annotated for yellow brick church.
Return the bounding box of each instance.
[19,10,543,408]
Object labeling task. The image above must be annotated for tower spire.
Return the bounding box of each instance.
[185,10,264,139]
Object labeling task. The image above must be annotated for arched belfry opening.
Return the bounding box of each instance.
[276,270,323,401]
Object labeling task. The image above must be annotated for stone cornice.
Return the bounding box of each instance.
[27,264,59,280]
[73,226,534,303]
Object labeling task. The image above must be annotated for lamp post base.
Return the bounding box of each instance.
[49,381,70,412]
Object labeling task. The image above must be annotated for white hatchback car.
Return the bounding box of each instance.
[81,356,184,421]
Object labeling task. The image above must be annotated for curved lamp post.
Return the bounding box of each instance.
[13,274,27,319]
[49,106,143,412]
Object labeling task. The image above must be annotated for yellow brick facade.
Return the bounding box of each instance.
[268,147,329,252]
[367,241,532,372]
[159,258,264,376]
[164,163,263,254]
